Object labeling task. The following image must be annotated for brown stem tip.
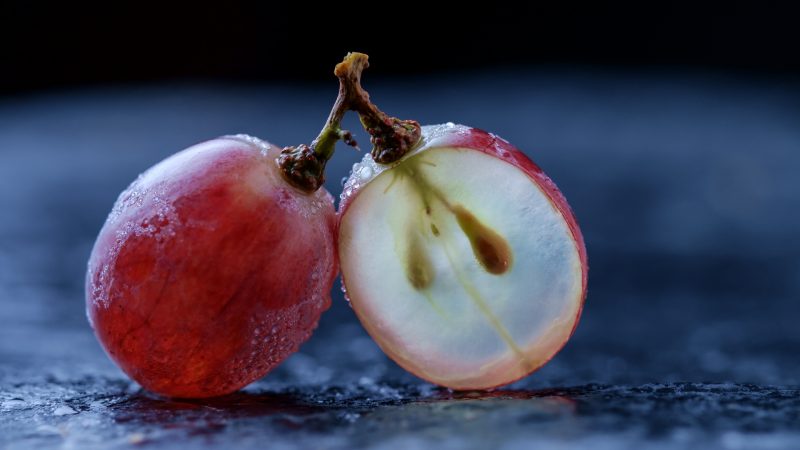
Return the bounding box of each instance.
[335,52,422,164]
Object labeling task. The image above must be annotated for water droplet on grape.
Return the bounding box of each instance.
[357,165,373,180]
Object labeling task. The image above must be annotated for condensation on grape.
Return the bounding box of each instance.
[90,179,180,311]
[420,123,471,146]
[231,264,332,386]
[488,132,516,161]
[340,125,475,206]
[274,185,333,220]
[340,155,384,205]
[223,133,272,157]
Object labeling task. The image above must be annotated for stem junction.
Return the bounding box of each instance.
[278,52,421,192]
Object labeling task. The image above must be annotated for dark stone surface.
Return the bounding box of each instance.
[1,70,799,449]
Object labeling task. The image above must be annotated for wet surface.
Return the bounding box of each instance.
[1,71,799,448]
[4,377,799,449]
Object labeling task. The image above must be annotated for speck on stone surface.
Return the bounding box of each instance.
[1,71,799,449]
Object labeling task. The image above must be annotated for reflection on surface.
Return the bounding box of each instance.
[105,385,580,446]
[97,382,800,447]
[112,391,325,433]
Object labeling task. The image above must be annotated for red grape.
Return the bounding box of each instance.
[86,136,337,398]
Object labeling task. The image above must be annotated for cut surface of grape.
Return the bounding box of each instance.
[339,124,585,390]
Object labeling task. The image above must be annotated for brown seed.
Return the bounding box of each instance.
[405,231,435,290]
[452,205,512,275]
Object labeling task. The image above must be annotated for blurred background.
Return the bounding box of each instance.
[1,2,799,447]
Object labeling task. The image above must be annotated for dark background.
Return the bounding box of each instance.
[1,3,799,449]
[1,3,799,96]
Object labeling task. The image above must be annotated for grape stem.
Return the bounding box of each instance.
[277,52,421,193]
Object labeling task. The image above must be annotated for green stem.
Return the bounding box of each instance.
[276,56,360,192]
